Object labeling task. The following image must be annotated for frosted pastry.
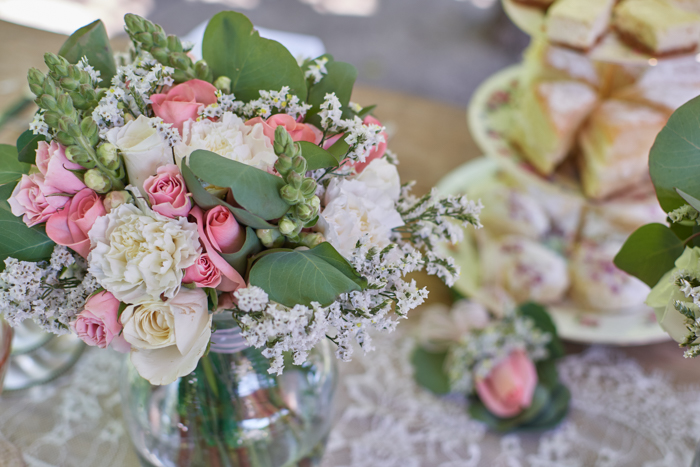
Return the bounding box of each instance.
[569,241,650,311]
[477,186,550,240]
[522,39,601,88]
[510,80,598,175]
[582,192,667,242]
[480,235,570,305]
[613,0,700,55]
[546,0,616,50]
[578,99,668,200]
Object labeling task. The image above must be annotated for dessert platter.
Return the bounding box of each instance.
[451,1,700,344]
[503,0,700,64]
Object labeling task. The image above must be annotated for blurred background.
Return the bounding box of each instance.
[0,0,528,106]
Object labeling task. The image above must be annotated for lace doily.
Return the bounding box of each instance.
[0,332,699,467]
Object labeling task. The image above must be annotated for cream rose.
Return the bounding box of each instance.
[316,174,404,259]
[88,199,200,304]
[121,287,211,385]
[174,112,277,172]
[106,115,174,195]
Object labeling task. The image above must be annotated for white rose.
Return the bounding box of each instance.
[106,115,174,195]
[481,235,569,304]
[88,201,200,304]
[121,288,211,385]
[174,112,277,172]
[646,247,700,343]
[353,158,401,201]
[316,177,404,258]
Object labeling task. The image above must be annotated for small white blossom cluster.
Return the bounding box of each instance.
[305,56,329,84]
[669,204,699,224]
[29,111,52,138]
[199,87,312,122]
[75,56,102,85]
[394,186,483,287]
[670,271,700,357]
[0,246,99,335]
[150,117,181,147]
[445,305,551,394]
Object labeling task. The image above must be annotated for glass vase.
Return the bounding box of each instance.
[120,314,338,467]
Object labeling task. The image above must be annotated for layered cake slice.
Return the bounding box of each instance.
[510,80,599,175]
[523,39,602,88]
[613,0,700,55]
[578,99,668,199]
[546,0,616,51]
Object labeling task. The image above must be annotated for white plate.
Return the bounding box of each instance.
[436,157,670,346]
[502,0,698,65]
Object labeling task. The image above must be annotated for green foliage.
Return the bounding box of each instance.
[614,223,684,287]
[649,95,700,212]
[298,141,341,171]
[411,347,451,395]
[0,183,55,268]
[202,11,307,102]
[248,242,364,307]
[0,145,30,185]
[519,302,564,359]
[16,130,45,165]
[188,150,289,220]
[58,20,116,84]
[304,55,357,127]
[676,188,700,213]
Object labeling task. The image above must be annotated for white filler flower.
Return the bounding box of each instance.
[88,201,200,304]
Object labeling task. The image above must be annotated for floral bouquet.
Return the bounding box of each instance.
[0,11,482,393]
[616,95,700,357]
[412,300,569,432]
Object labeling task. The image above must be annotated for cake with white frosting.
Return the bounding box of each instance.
[546,0,616,50]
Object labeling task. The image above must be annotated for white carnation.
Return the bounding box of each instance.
[316,163,404,258]
[88,202,201,304]
[174,112,278,172]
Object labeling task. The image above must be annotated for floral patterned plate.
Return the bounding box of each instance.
[436,157,670,346]
[502,0,695,65]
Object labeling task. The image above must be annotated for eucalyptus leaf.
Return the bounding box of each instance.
[16,130,45,165]
[202,11,307,103]
[305,57,357,127]
[649,95,700,212]
[303,241,367,289]
[0,145,30,185]
[298,141,341,171]
[614,223,684,287]
[248,242,362,307]
[219,226,262,275]
[411,347,451,395]
[357,104,377,119]
[677,188,700,213]
[519,302,564,359]
[327,138,350,159]
[0,183,55,268]
[58,20,116,84]
[188,150,289,220]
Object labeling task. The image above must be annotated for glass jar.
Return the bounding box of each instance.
[120,314,338,467]
[0,318,12,393]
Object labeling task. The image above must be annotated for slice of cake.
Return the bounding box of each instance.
[578,99,668,199]
[523,39,601,88]
[613,0,700,56]
[510,80,599,175]
[546,0,616,51]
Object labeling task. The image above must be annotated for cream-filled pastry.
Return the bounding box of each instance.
[477,185,550,240]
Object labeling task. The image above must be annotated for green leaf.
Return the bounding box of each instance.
[468,384,551,433]
[16,130,45,165]
[219,226,262,276]
[536,359,559,390]
[614,223,684,287]
[0,145,30,185]
[677,188,700,213]
[519,302,564,359]
[0,182,55,268]
[188,150,289,221]
[649,95,700,212]
[304,242,368,289]
[411,347,451,395]
[298,141,341,171]
[521,383,570,431]
[58,20,116,85]
[357,104,377,119]
[202,11,307,103]
[327,138,350,159]
[248,242,363,307]
[305,57,357,127]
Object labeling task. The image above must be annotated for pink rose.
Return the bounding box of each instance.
[46,188,106,258]
[351,116,387,173]
[8,173,68,227]
[35,141,86,194]
[246,114,322,145]
[143,164,191,218]
[474,349,538,418]
[189,206,246,292]
[183,253,222,288]
[151,79,218,134]
[71,291,130,352]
